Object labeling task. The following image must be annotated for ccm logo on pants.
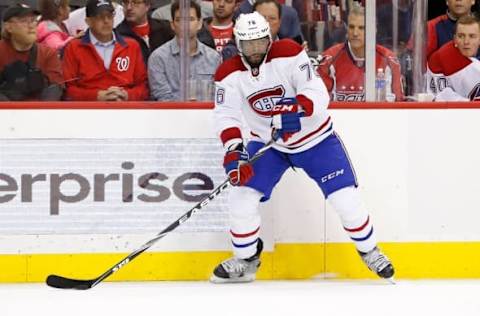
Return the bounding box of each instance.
[321,169,345,183]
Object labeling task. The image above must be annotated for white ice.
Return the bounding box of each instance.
[2,279,480,316]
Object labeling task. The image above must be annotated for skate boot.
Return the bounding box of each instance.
[210,239,263,283]
[359,247,395,281]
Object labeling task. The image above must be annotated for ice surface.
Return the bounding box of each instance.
[1,279,479,316]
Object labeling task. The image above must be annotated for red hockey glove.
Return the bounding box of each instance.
[223,143,254,186]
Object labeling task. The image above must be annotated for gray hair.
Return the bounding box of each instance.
[348,2,365,19]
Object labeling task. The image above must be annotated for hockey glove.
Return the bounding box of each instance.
[223,143,254,186]
[271,97,305,142]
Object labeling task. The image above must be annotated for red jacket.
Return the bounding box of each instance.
[317,42,404,101]
[63,32,148,101]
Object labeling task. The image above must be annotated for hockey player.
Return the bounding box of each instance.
[427,15,480,101]
[211,12,395,283]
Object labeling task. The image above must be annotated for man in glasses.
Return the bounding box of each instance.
[0,3,63,101]
[116,0,175,64]
[63,0,148,101]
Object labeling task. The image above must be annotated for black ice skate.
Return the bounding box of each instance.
[210,239,263,284]
[359,247,395,282]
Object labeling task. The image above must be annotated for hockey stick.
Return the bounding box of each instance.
[46,139,275,290]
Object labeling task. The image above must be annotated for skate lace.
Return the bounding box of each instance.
[362,248,391,273]
[222,258,249,274]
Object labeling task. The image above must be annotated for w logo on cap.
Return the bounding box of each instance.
[97,0,109,6]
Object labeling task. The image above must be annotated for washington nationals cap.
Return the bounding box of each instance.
[86,0,115,18]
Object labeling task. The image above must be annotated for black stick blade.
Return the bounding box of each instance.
[46,274,95,290]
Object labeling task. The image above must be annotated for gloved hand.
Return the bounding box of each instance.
[271,97,304,142]
[223,143,254,186]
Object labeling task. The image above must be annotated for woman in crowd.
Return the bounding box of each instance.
[37,0,84,51]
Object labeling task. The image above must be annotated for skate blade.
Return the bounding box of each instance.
[385,277,396,285]
[209,274,256,284]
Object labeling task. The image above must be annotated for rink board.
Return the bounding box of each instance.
[2,242,480,282]
[1,102,480,281]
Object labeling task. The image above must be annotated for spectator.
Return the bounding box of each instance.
[64,0,124,36]
[148,0,220,101]
[316,5,403,102]
[62,0,148,101]
[427,16,480,101]
[376,0,413,53]
[151,1,216,49]
[0,3,63,101]
[205,0,237,53]
[37,0,84,51]
[426,0,476,58]
[254,0,281,40]
[116,0,175,64]
[151,0,213,21]
[234,0,303,45]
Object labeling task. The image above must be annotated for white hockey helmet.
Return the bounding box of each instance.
[234,12,272,56]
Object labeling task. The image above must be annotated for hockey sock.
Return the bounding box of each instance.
[228,186,263,258]
[328,186,377,253]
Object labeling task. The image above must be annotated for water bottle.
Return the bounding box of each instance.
[375,68,386,101]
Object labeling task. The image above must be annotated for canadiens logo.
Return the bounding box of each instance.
[247,85,285,116]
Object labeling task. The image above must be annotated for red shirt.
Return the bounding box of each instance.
[0,40,63,85]
[208,23,234,53]
[317,42,404,101]
[62,32,148,101]
[132,22,150,47]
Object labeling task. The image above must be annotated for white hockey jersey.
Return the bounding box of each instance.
[426,41,480,101]
[213,39,332,154]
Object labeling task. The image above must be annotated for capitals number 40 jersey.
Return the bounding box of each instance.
[213,39,332,154]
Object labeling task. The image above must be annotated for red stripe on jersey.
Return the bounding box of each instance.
[266,39,303,63]
[296,94,314,116]
[288,116,331,146]
[214,55,246,82]
[230,227,260,238]
[344,216,370,232]
[220,127,242,145]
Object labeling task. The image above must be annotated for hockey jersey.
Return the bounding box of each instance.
[316,42,404,101]
[426,41,480,101]
[214,39,332,154]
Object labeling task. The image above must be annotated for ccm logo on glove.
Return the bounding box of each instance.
[271,97,304,142]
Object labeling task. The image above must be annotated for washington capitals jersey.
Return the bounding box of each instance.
[213,39,332,154]
[316,42,404,102]
[427,41,480,101]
